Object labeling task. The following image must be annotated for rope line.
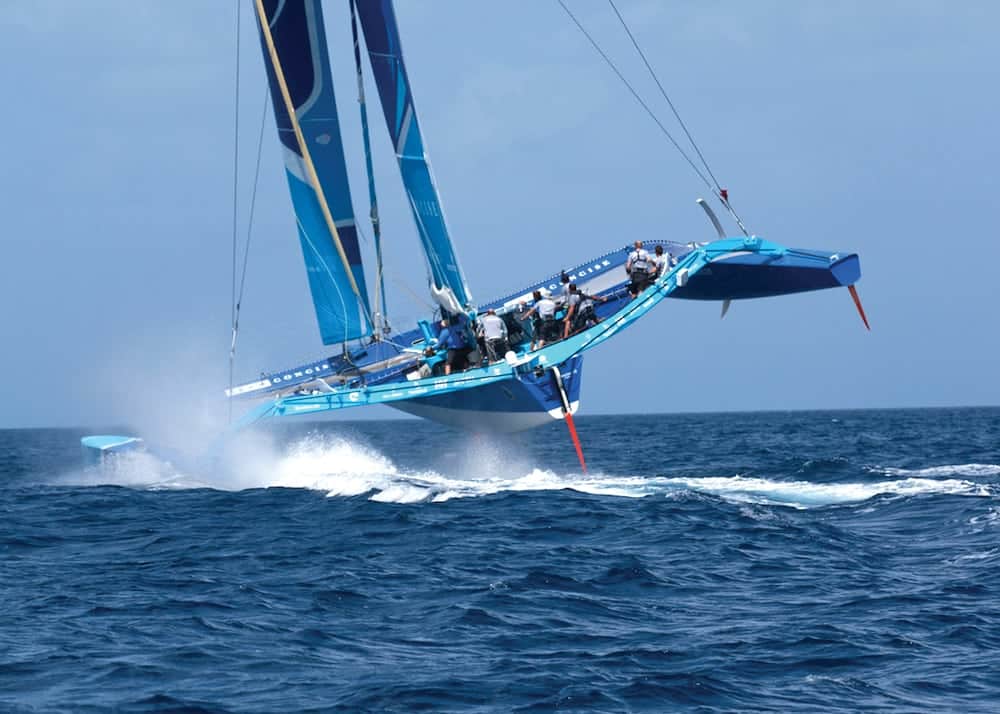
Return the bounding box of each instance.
[558,0,751,235]
[607,0,721,192]
[230,93,269,356]
[556,0,715,194]
[350,0,389,334]
[354,222,437,315]
[606,0,751,235]
[228,0,241,422]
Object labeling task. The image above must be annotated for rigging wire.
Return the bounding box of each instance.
[557,0,750,235]
[228,0,241,422]
[606,0,721,192]
[555,0,714,193]
[606,0,750,236]
[350,0,390,336]
[230,95,269,353]
[227,0,268,412]
[354,222,438,316]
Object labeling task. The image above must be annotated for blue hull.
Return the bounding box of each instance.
[390,356,584,432]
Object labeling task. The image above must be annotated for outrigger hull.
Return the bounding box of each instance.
[675,248,861,301]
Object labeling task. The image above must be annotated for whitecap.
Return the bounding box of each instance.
[968,506,1000,530]
[945,547,1000,565]
[369,484,432,504]
[870,464,1000,479]
[659,475,992,509]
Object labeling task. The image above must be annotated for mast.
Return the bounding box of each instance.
[350,0,389,334]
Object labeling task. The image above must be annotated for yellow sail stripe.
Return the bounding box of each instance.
[253,0,365,303]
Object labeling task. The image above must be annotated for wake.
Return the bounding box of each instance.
[56,435,999,509]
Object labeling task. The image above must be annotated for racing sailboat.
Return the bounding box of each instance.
[85,0,868,468]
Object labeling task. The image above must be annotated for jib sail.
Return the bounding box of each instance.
[356,0,473,313]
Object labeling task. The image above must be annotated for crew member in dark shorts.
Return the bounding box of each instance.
[436,317,470,375]
[563,283,608,338]
[519,290,558,349]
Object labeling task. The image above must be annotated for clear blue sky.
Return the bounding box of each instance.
[2,1,997,429]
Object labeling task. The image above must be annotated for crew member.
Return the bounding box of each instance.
[563,283,608,337]
[519,290,558,349]
[626,240,654,297]
[556,271,572,307]
[651,244,673,277]
[436,317,470,375]
[477,309,509,363]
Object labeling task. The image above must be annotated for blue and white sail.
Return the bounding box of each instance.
[254,0,373,344]
[356,0,473,313]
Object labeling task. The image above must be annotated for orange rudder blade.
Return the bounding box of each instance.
[564,410,588,474]
[848,285,871,331]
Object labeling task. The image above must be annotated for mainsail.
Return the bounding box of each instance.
[254,0,373,344]
[356,0,473,313]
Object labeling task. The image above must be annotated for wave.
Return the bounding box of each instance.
[968,506,1000,531]
[868,464,1000,479]
[658,475,992,508]
[260,441,997,507]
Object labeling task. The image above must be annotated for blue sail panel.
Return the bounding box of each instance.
[256,0,372,344]
[356,0,473,311]
[285,172,371,344]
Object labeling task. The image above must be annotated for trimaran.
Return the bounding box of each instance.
[83,0,868,472]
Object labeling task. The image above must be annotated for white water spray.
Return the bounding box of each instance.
[58,433,999,510]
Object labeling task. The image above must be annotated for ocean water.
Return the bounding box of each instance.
[2,408,999,712]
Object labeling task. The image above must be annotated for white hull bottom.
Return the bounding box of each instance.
[388,400,580,434]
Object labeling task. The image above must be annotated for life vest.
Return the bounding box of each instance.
[573,297,597,328]
[629,249,651,275]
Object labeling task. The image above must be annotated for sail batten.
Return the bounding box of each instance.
[254,0,373,344]
[356,0,473,311]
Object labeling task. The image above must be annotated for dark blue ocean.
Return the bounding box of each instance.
[3,408,999,712]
